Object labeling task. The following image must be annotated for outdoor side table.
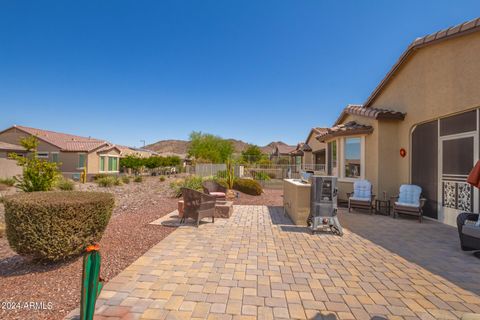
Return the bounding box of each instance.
[375,199,391,216]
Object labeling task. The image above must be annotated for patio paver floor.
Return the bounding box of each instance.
[94,205,480,320]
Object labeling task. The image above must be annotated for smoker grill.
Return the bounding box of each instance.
[307,176,343,236]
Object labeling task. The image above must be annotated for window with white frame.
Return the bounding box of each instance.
[37,152,49,159]
[344,137,361,178]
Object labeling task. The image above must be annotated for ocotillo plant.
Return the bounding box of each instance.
[225,159,235,190]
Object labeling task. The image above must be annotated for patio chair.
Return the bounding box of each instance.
[391,184,426,222]
[180,187,216,227]
[457,212,480,255]
[347,180,375,214]
[202,180,227,201]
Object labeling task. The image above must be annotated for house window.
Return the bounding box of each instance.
[108,157,118,171]
[327,141,337,176]
[78,154,86,169]
[51,153,59,163]
[37,152,49,159]
[344,137,361,178]
[100,156,105,171]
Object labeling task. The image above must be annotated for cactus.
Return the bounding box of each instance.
[80,244,104,320]
[81,166,87,183]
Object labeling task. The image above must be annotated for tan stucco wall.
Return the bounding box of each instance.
[89,149,121,174]
[305,131,326,165]
[369,31,480,200]
[0,156,22,178]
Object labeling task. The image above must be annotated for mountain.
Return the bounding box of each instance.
[145,139,290,156]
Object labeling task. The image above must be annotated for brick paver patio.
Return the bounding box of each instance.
[94,206,480,319]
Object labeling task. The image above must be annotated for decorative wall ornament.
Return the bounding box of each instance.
[399,148,407,158]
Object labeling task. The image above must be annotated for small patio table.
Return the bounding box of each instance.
[375,199,391,216]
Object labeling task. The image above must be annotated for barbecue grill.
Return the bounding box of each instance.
[307,176,343,236]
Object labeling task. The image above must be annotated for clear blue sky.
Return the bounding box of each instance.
[1,1,479,147]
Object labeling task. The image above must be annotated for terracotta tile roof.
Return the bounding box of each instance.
[8,125,109,152]
[335,104,405,125]
[364,17,480,108]
[0,141,26,151]
[316,121,374,142]
[306,127,329,143]
[276,144,296,155]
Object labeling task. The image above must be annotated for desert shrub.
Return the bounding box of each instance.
[9,136,59,192]
[93,173,109,181]
[134,176,143,183]
[4,191,114,261]
[56,178,75,191]
[0,177,16,187]
[170,175,203,197]
[121,176,131,184]
[233,178,263,196]
[159,176,166,182]
[267,172,276,179]
[96,176,116,187]
[213,177,228,189]
[252,171,271,181]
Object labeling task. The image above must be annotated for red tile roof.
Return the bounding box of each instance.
[334,104,405,125]
[364,17,480,108]
[316,121,374,142]
[7,125,109,152]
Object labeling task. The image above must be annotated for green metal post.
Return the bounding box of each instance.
[80,245,103,320]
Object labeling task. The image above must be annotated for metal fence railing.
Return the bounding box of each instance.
[186,163,327,180]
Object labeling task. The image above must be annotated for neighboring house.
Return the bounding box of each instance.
[0,125,121,180]
[270,143,296,163]
[317,17,480,226]
[290,128,328,172]
[0,141,27,178]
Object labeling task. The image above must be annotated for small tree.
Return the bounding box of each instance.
[9,136,59,192]
[187,131,234,163]
[119,155,144,174]
[241,145,264,163]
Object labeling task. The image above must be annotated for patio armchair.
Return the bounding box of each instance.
[202,180,227,200]
[347,180,375,214]
[180,187,216,227]
[457,212,480,254]
[391,184,426,222]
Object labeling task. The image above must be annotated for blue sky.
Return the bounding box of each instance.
[0,1,479,147]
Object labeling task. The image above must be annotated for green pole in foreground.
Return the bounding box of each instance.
[80,244,104,320]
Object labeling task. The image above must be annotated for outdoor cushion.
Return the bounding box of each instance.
[210,192,226,197]
[398,184,421,206]
[463,224,480,239]
[351,180,372,199]
[350,197,371,202]
[395,201,420,208]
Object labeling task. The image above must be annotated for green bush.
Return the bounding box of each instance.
[9,136,59,192]
[4,191,114,261]
[121,176,131,184]
[56,178,75,191]
[96,176,115,187]
[170,175,203,197]
[0,177,16,187]
[159,176,166,182]
[233,178,263,196]
[134,176,143,183]
[93,173,109,181]
[252,171,271,181]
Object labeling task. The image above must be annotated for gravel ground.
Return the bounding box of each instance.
[0,177,283,320]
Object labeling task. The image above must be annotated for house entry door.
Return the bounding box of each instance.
[439,133,477,226]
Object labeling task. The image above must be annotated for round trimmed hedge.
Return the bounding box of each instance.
[233,178,263,196]
[4,191,114,262]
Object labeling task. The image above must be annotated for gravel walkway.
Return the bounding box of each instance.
[0,177,282,320]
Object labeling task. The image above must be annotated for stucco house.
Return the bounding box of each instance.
[270,142,296,163]
[291,127,328,172]
[317,17,480,226]
[0,141,27,178]
[0,125,121,180]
